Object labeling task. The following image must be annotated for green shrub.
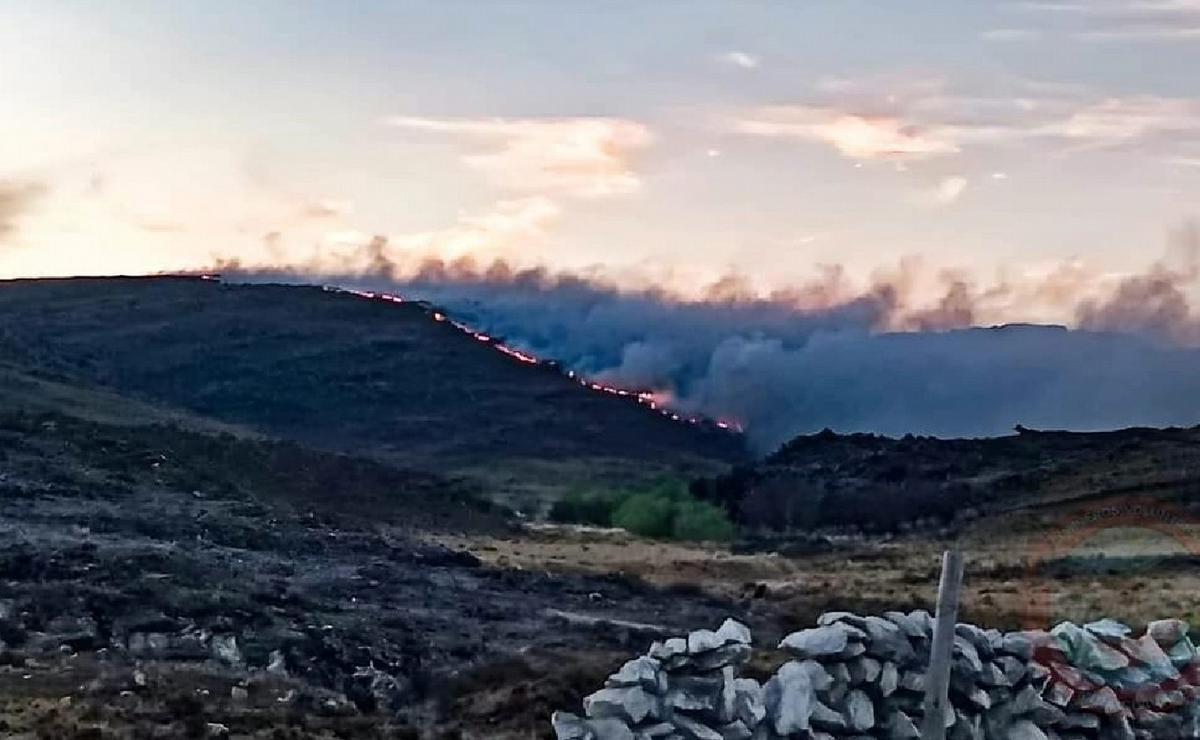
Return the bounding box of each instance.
[611,492,677,538]
[548,476,737,542]
[671,499,735,542]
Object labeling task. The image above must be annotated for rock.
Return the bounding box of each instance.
[732,678,765,727]
[266,649,288,676]
[714,619,752,646]
[585,686,659,725]
[693,644,752,670]
[549,714,592,738]
[1076,685,1123,715]
[607,657,664,693]
[953,635,984,674]
[999,633,1036,660]
[788,660,833,692]
[1146,619,1189,647]
[650,638,688,662]
[844,689,874,732]
[714,720,752,740]
[589,718,635,740]
[211,634,242,667]
[861,616,915,663]
[878,661,899,697]
[778,624,865,659]
[764,666,816,736]
[898,670,924,693]
[230,686,248,703]
[808,700,847,733]
[205,723,230,739]
[673,714,722,740]
[884,709,920,739]
[689,629,726,655]
[634,722,675,739]
[1008,719,1048,740]
[884,611,927,640]
[1085,618,1131,642]
[847,656,881,685]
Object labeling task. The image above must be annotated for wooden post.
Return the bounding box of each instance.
[920,549,965,740]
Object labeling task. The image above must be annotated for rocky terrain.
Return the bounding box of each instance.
[556,613,1200,739]
[0,405,747,738]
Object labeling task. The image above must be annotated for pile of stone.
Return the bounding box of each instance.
[552,617,764,740]
[551,613,1200,740]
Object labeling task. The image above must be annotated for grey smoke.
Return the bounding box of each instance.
[0,181,42,241]
[226,244,1200,453]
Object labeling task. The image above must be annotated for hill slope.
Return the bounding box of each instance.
[0,276,745,503]
[699,425,1200,533]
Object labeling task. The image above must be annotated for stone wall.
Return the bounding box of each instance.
[551,613,1200,740]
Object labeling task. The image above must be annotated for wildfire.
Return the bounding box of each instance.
[197,274,742,435]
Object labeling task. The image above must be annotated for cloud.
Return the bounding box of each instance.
[384,116,652,198]
[719,51,761,69]
[1019,0,1200,41]
[0,181,43,241]
[980,28,1044,41]
[736,106,961,161]
[734,77,1200,161]
[924,176,969,205]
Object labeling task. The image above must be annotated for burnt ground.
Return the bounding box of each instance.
[0,408,750,739]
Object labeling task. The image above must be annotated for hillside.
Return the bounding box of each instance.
[0,276,746,504]
[698,425,1200,533]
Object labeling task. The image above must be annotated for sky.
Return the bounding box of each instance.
[4,1,1200,322]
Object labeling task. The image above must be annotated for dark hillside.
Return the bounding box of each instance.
[699,426,1200,533]
[0,276,745,501]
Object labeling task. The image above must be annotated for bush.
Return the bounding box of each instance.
[611,492,677,538]
[548,476,738,542]
[672,499,736,542]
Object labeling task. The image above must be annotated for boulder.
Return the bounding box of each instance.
[585,686,659,725]
[778,624,865,660]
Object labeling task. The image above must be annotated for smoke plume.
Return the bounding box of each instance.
[221,227,1200,452]
[0,181,42,242]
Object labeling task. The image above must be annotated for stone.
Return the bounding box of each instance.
[732,678,765,728]
[714,720,752,740]
[809,700,847,733]
[634,723,675,739]
[689,629,725,655]
[884,611,927,640]
[714,619,752,646]
[778,624,865,659]
[589,718,636,740]
[1084,618,1131,642]
[787,662,835,690]
[1076,685,1122,715]
[884,709,920,739]
[999,633,1036,660]
[844,689,874,732]
[878,661,899,697]
[764,667,816,736]
[949,708,983,740]
[848,656,881,685]
[607,657,663,693]
[953,635,984,675]
[650,638,688,662]
[585,686,659,725]
[862,616,916,663]
[693,644,752,671]
[1008,719,1049,740]
[211,634,242,666]
[672,714,722,740]
[898,670,924,693]
[1146,619,1189,647]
